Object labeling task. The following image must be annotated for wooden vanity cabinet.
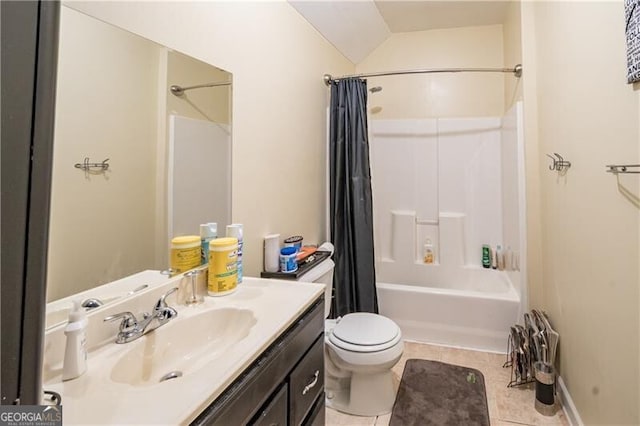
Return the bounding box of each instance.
[192,295,325,426]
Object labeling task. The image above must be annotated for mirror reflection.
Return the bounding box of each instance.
[45,6,232,328]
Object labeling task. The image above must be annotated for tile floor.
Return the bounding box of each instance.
[325,341,569,426]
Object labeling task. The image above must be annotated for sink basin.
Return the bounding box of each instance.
[110,307,257,387]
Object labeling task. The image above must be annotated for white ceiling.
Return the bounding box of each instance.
[288,1,391,63]
[289,1,511,63]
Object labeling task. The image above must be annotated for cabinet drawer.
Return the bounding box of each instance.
[250,383,288,426]
[289,336,324,425]
[302,393,325,426]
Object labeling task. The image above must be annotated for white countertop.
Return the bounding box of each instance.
[43,277,324,425]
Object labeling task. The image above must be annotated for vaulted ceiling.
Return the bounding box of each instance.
[288,1,512,63]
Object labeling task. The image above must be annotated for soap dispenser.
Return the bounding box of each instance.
[62,300,88,381]
[423,238,434,264]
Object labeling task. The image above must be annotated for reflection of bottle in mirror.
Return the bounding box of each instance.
[226,224,243,283]
[171,236,201,275]
[62,300,87,381]
[423,238,434,264]
[200,223,217,265]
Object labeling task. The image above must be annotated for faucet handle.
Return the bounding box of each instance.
[104,311,137,331]
[155,287,178,311]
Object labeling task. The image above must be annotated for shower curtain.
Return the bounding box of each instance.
[329,78,378,317]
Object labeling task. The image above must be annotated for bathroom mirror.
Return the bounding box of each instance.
[45,6,232,327]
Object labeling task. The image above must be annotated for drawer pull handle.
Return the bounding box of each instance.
[302,370,320,395]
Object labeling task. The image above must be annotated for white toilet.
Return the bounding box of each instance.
[297,244,404,417]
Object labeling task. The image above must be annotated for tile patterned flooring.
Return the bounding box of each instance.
[325,341,570,426]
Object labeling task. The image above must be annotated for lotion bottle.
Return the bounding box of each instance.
[62,300,88,381]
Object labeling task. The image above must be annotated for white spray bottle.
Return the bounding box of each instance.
[62,300,88,380]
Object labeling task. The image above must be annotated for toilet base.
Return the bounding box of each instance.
[325,369,397,417]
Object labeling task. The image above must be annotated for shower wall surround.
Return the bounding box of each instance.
[370,108,521,275]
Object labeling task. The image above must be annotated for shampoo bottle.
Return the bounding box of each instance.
[491,246,497,269]
[482,245,491,268]
[504,246,513,271]
[62,300,88,381]
[496,245,505,270]
[423,239,434,264]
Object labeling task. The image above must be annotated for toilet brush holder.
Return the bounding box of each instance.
[533,361,557,416]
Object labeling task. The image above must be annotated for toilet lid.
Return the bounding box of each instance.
[329,313,401,353]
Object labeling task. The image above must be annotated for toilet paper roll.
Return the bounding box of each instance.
[264,234,280,273]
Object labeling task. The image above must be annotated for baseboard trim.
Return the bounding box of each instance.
[557,375,584,426]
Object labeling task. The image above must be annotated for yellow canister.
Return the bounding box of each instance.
[208,237,238,296]
[170,236,201,275]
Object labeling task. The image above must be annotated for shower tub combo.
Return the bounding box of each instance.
[369,104,525,353]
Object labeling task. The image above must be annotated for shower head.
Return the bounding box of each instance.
[369,86,383,93]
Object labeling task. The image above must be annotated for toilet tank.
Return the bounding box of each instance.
[297,257,334,319]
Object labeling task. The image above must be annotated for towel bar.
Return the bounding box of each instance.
[606,164,640,174]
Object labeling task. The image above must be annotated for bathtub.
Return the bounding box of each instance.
[376,264,520,353]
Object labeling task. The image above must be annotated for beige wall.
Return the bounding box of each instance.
[522,2,639,423]
[48,6,161,301]
[521,0,545,313]
[503,1,522,109]
[166,51,231,125]
[356,25,505,118]
[67,1,354,277]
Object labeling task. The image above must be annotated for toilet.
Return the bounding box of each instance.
[297,244,404,417]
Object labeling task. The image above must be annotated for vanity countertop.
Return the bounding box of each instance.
[43,277,324,425]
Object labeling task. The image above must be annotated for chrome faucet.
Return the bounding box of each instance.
[104,287,178,344]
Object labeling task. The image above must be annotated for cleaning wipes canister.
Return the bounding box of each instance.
[208,237,238,296]
[171,235,201,275]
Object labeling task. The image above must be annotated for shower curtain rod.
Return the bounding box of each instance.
[323,64,522,86]
[170,81,231,96]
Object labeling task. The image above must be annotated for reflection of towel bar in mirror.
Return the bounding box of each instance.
[606,164,640,174]
[170,81,231,96]
[74,157,110,172]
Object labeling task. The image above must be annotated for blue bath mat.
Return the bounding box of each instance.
[390,359,490,426]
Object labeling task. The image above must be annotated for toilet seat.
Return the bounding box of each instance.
[329,313,401,353]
